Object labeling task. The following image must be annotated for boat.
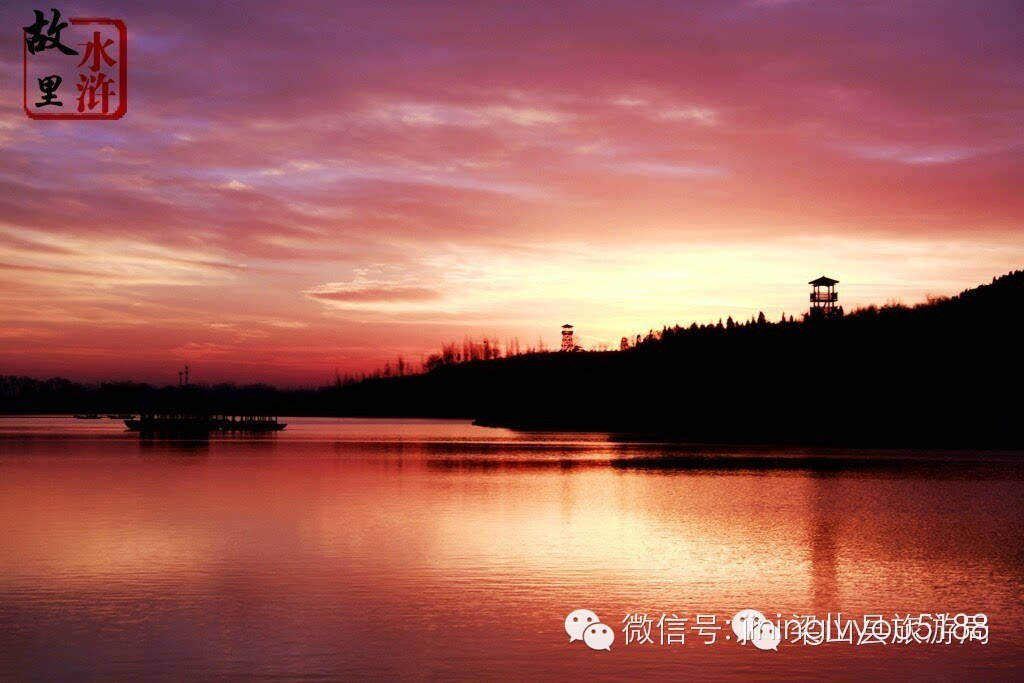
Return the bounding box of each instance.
[124,414,213,435]
[124,414,286,434]
[73,414,101,419]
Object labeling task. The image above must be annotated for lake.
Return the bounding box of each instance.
[1,417,1022,680]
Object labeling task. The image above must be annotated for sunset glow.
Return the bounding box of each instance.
[2,0,1022,383]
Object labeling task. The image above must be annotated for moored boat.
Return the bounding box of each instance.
[124,414,286,434]
[124,414,213,435]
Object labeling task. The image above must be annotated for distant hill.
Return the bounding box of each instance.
[328,269,1024,447]
[0,378,324,417]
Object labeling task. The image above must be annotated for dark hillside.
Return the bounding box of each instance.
[330,270,1024,447]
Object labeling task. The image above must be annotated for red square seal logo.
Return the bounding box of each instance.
[23,9,127,120]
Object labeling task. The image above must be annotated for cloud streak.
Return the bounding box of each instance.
[305,283,443,304]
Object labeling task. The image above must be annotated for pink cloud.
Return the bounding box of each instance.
[305,284,442,304]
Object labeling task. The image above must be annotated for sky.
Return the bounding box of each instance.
[1,0,1022,385]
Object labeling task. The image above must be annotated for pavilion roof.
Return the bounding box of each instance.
[808,275,839,286]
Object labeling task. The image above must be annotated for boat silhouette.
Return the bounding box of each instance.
[124,414,286,434]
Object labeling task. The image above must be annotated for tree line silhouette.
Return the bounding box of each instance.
[0,377,326,416]
[327,269,1024,447]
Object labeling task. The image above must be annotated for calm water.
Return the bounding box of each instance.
[1,417,1022,680]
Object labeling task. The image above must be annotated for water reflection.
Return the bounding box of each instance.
[808,474,840,612]
[0,417,1021,679]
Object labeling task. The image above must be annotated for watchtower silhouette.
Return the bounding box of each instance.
[560,324,575,351]
[809,276,840,318]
